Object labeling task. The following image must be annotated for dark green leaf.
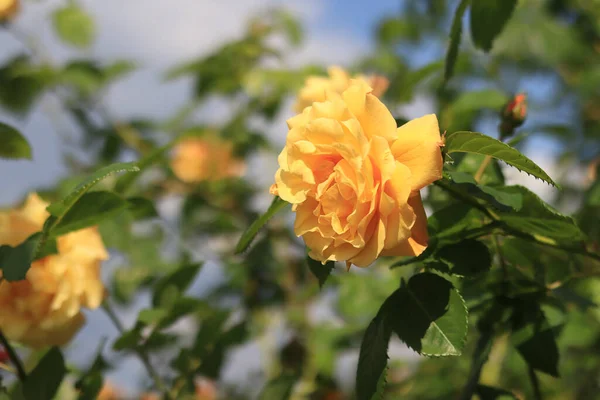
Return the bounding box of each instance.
[470,0,518,52]
[0,233,56,281]
[152,263,203,308]
[306,256,334,289]
[0,122,32,160]
[52,5,96,48]
[511,313,560,377]
[476,384,517,399]
[444,131,557,187]
[51,191,128,236]
[113,328,142,351]
[447,171,523,211]
[235,196,289,254]
[386,273,468,356]
[127,196,158,220]
[444,0,470,83]
[356,308,391,400]
[22,348,66,400]
[428,202,486,239]
[114,142,174,194]
[0,56,51,115]
[436,239,492,276]
[258,372,299,400]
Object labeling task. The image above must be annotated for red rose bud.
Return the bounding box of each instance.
[0,347,9,363]
[500,93,527,138]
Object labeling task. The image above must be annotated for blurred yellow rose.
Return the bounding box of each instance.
[0,0,18,20]
[171,134,246,183]
[0,194,108,348]
[97,382,123,400]
[294,66,389,113]
[271,80,443,268]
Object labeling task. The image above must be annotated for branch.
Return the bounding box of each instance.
[0,330,27,382]
[102,302,173,399]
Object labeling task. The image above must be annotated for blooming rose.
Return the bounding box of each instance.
[0,0,18,20]
[271,80,443,268]
[294,66,389,113]
[0,194,108,348]
[171,134,246,183]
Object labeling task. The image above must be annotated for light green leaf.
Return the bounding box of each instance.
[47,162,139,218]
[22,348,67,400]
[114,142,174,194]
[444,131,557,187]
[444,0,470,84]
[499,186,585,242]
[52,4,96,48]
[470,0,518,52]
[386,273,468,356]
[152,263,203,308]
[0,122,32,160]
[235,196,290,254]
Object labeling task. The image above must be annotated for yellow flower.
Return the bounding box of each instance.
[271,80,443,268]
[0,0,18,20]
[0,194,108,348]
[171,134,246,183]
[294,66,389,113]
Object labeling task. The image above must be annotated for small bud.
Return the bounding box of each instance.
[500,93,527,138]
[0,347,8,363]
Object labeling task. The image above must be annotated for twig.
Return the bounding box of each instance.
[102,302,173,399]
[528,367,543,400]
[0,330,27,382]
[474,155,493,183]
[458,328,494,400]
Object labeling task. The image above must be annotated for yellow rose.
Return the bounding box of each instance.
[171,134,246,183]
[271,80,443,268]
[0,0,19,20]
[97,382,123,400]
[0,194,108,348]
[294,66,389,113]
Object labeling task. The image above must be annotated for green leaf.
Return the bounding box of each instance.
[470,0,518,52]
[386,273,468,356]
[511,313,560,377]
[74,340,111,400]
[0,56,51,115]
[127,196,158,220]
[51,191,128,236]
[0,233,57,281]
[52,4,96,48]
[499,186,585,243]
[152,263,203,308]
[47,162,139,218]
[235,196,290,254]
[476,385,517,399]
[447,171,523,211]
[258,372,299,400]
[306,256,334,289]
[356,307,392,400]
[22,348,67,400]
[0,122,32,160]
[428,202,486,239]
[435,239,492,276]
[444,0,470,84]
[114,142,174,194]
[444,131,557,187]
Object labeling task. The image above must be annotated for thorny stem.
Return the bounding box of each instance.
[102,302,173,399]
[0,330,27,382]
